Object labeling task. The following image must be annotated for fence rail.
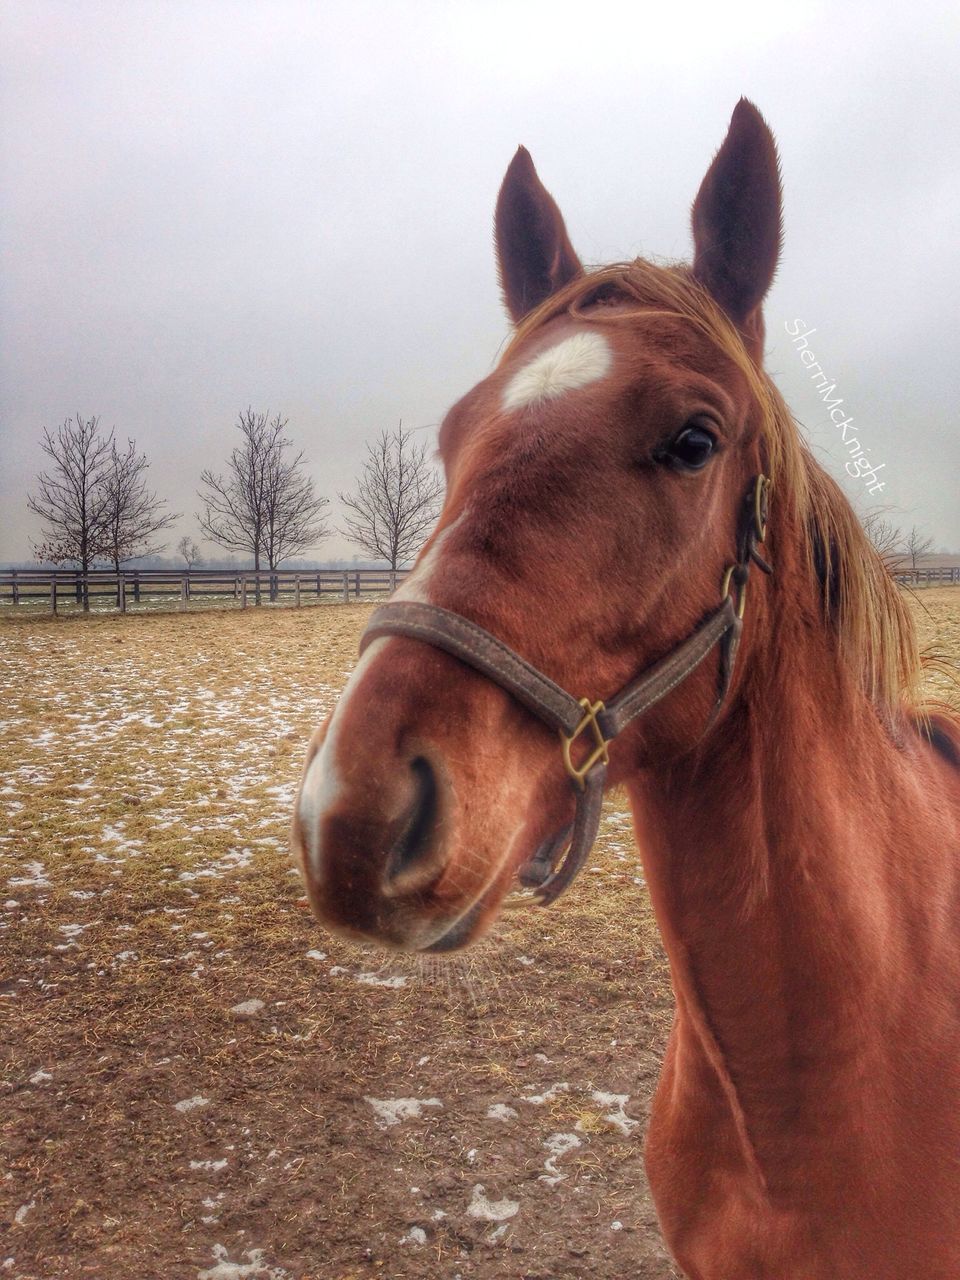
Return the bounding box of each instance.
[0,567,410,614]
[1,563,957,617]
[893,566,960,585]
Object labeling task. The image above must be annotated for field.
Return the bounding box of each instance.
[2,589,958,1280]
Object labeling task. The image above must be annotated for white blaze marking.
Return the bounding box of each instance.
[297,637,390,874]
[392,512,464,606]
[502,331,612,411]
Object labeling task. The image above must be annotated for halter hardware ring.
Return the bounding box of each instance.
[560,697,610,788]
[721,564,748,620]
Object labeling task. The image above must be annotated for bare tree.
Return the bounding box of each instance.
[339,423,444,572]
[904,525,934,575]
[177,536,202,569]
[862,511,902,571]
[102,440,178,597]
[199,409,329,602]
[259,422,330,598]
[27,414,114,611]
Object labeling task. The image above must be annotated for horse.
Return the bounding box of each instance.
[292,100,960,1278]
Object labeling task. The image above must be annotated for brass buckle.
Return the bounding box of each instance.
[721,564,748,620]
[560,697,609,789]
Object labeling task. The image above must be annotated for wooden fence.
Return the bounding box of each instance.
[893,566,960,585]
[1,563,957,617]
[0,567,409,615]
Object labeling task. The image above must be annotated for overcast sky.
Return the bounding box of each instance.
[2,0,958,566]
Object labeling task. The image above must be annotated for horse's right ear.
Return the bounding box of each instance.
[495,147,583,324]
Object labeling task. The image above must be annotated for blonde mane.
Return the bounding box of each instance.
[504,258,925,715]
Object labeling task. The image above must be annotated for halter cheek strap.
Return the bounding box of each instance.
[359,475,771,906]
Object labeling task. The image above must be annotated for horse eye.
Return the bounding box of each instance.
[660,423,717,471]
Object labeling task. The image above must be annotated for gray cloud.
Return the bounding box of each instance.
[2,0,958,564]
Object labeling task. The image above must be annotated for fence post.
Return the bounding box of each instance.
[119,572,126,614]
[50,576,57,615]
[342,571,349,603]
[241,577,248,610]
[295,575,301,608]
[355,570,360,599]
[180,576,188,610]
[11,570,18,606]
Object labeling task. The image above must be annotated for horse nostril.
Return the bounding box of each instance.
[385,756,440,889]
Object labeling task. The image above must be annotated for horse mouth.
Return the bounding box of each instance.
[424,894,490,952]
[423,822,570,952]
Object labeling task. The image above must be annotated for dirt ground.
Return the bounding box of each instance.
[2,588,958,1280]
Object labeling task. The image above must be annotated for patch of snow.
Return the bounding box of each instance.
[364,1096,442,1128]
[190,1159,228,1172]
[540,1132,581,1186]
[175,1095,211,1113]
[29,1070,51,1085]
[466,1185,519,1222]
[589,1090,638,1137]
[197,1245,290,1280]
[304,949,326,961]
[230,999,265,1016]
[14,1201,35,1226]
[521,1082,569,1105]
[486,1103,518,1122]
[399,1227,427,1245]
[8,863,50,889]
[329,964,407,988]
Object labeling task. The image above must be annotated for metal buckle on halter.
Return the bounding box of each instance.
[721,473,771,620]
[721,563,748,620]
[560,697,610,788]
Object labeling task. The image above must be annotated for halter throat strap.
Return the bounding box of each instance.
[358,475,770,906]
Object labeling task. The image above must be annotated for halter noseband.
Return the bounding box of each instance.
[359,475,771,907]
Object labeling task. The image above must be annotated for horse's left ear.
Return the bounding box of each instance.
[495,146,583,323]
[691,99,782,352]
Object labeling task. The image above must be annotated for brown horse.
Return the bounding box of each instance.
[292,100,960,1278]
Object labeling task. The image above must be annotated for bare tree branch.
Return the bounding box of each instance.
[904,525,934,573]
[862,510,902,572]
[198,409,329,602]
[177,536,202,569]
[339,423,444,571]
[27,414,115,610]
[102,439,178,579]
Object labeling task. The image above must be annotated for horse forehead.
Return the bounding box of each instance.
[501,330,614,412]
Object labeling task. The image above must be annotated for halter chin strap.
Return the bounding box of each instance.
[359,475,771,906]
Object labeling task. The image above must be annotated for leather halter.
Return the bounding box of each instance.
[359,475,771,906]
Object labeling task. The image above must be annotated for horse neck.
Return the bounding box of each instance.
[626,550,928,1175]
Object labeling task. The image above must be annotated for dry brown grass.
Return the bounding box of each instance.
[1,589,957,1280]
[0,603,675,1280]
